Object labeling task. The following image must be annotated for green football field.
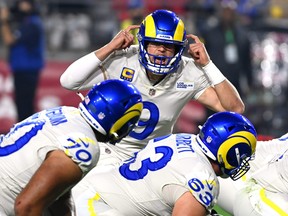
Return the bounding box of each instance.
[213,205,233,216]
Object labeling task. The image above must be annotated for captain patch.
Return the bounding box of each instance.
[120,67,135,82]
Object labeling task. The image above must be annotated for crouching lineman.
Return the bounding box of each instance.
[0,79,143,215]
[218,132,288,216]
[73,111,257,216]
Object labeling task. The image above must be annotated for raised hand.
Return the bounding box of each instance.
[110,25,140,50]
[187,34,210,67]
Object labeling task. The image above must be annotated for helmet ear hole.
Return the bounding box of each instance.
[227,125,236,132]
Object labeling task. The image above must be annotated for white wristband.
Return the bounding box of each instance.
[202,61,226,85]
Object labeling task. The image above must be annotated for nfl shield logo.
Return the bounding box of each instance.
[206,136,212,143]
[98,112,105,120]
[149,88,156,96]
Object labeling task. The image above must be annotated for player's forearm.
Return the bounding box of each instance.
[213,80,245,114]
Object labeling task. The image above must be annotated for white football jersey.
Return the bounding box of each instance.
[0,106,100,216]
[74,134,219,216]
[61,45,211,159]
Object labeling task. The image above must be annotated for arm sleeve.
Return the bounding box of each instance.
[60,52,103,91]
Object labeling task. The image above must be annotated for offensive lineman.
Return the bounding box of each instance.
[0,79,143,215]
[217,133,288,216]
[73,112,257,216]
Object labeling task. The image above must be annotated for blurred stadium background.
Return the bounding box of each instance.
[0,0,287,140]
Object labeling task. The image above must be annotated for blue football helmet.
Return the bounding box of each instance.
[79,79,143,144]
[137,9,187,75]
[196,111,257,181]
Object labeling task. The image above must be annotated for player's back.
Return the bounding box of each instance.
[87,133,218,215]
[0,106,99,215]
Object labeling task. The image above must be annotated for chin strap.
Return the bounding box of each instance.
[218,155,229,179]
[77,92,85,101]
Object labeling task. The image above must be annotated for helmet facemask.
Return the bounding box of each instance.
[218,149,253,181]
[138,37,186,75]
